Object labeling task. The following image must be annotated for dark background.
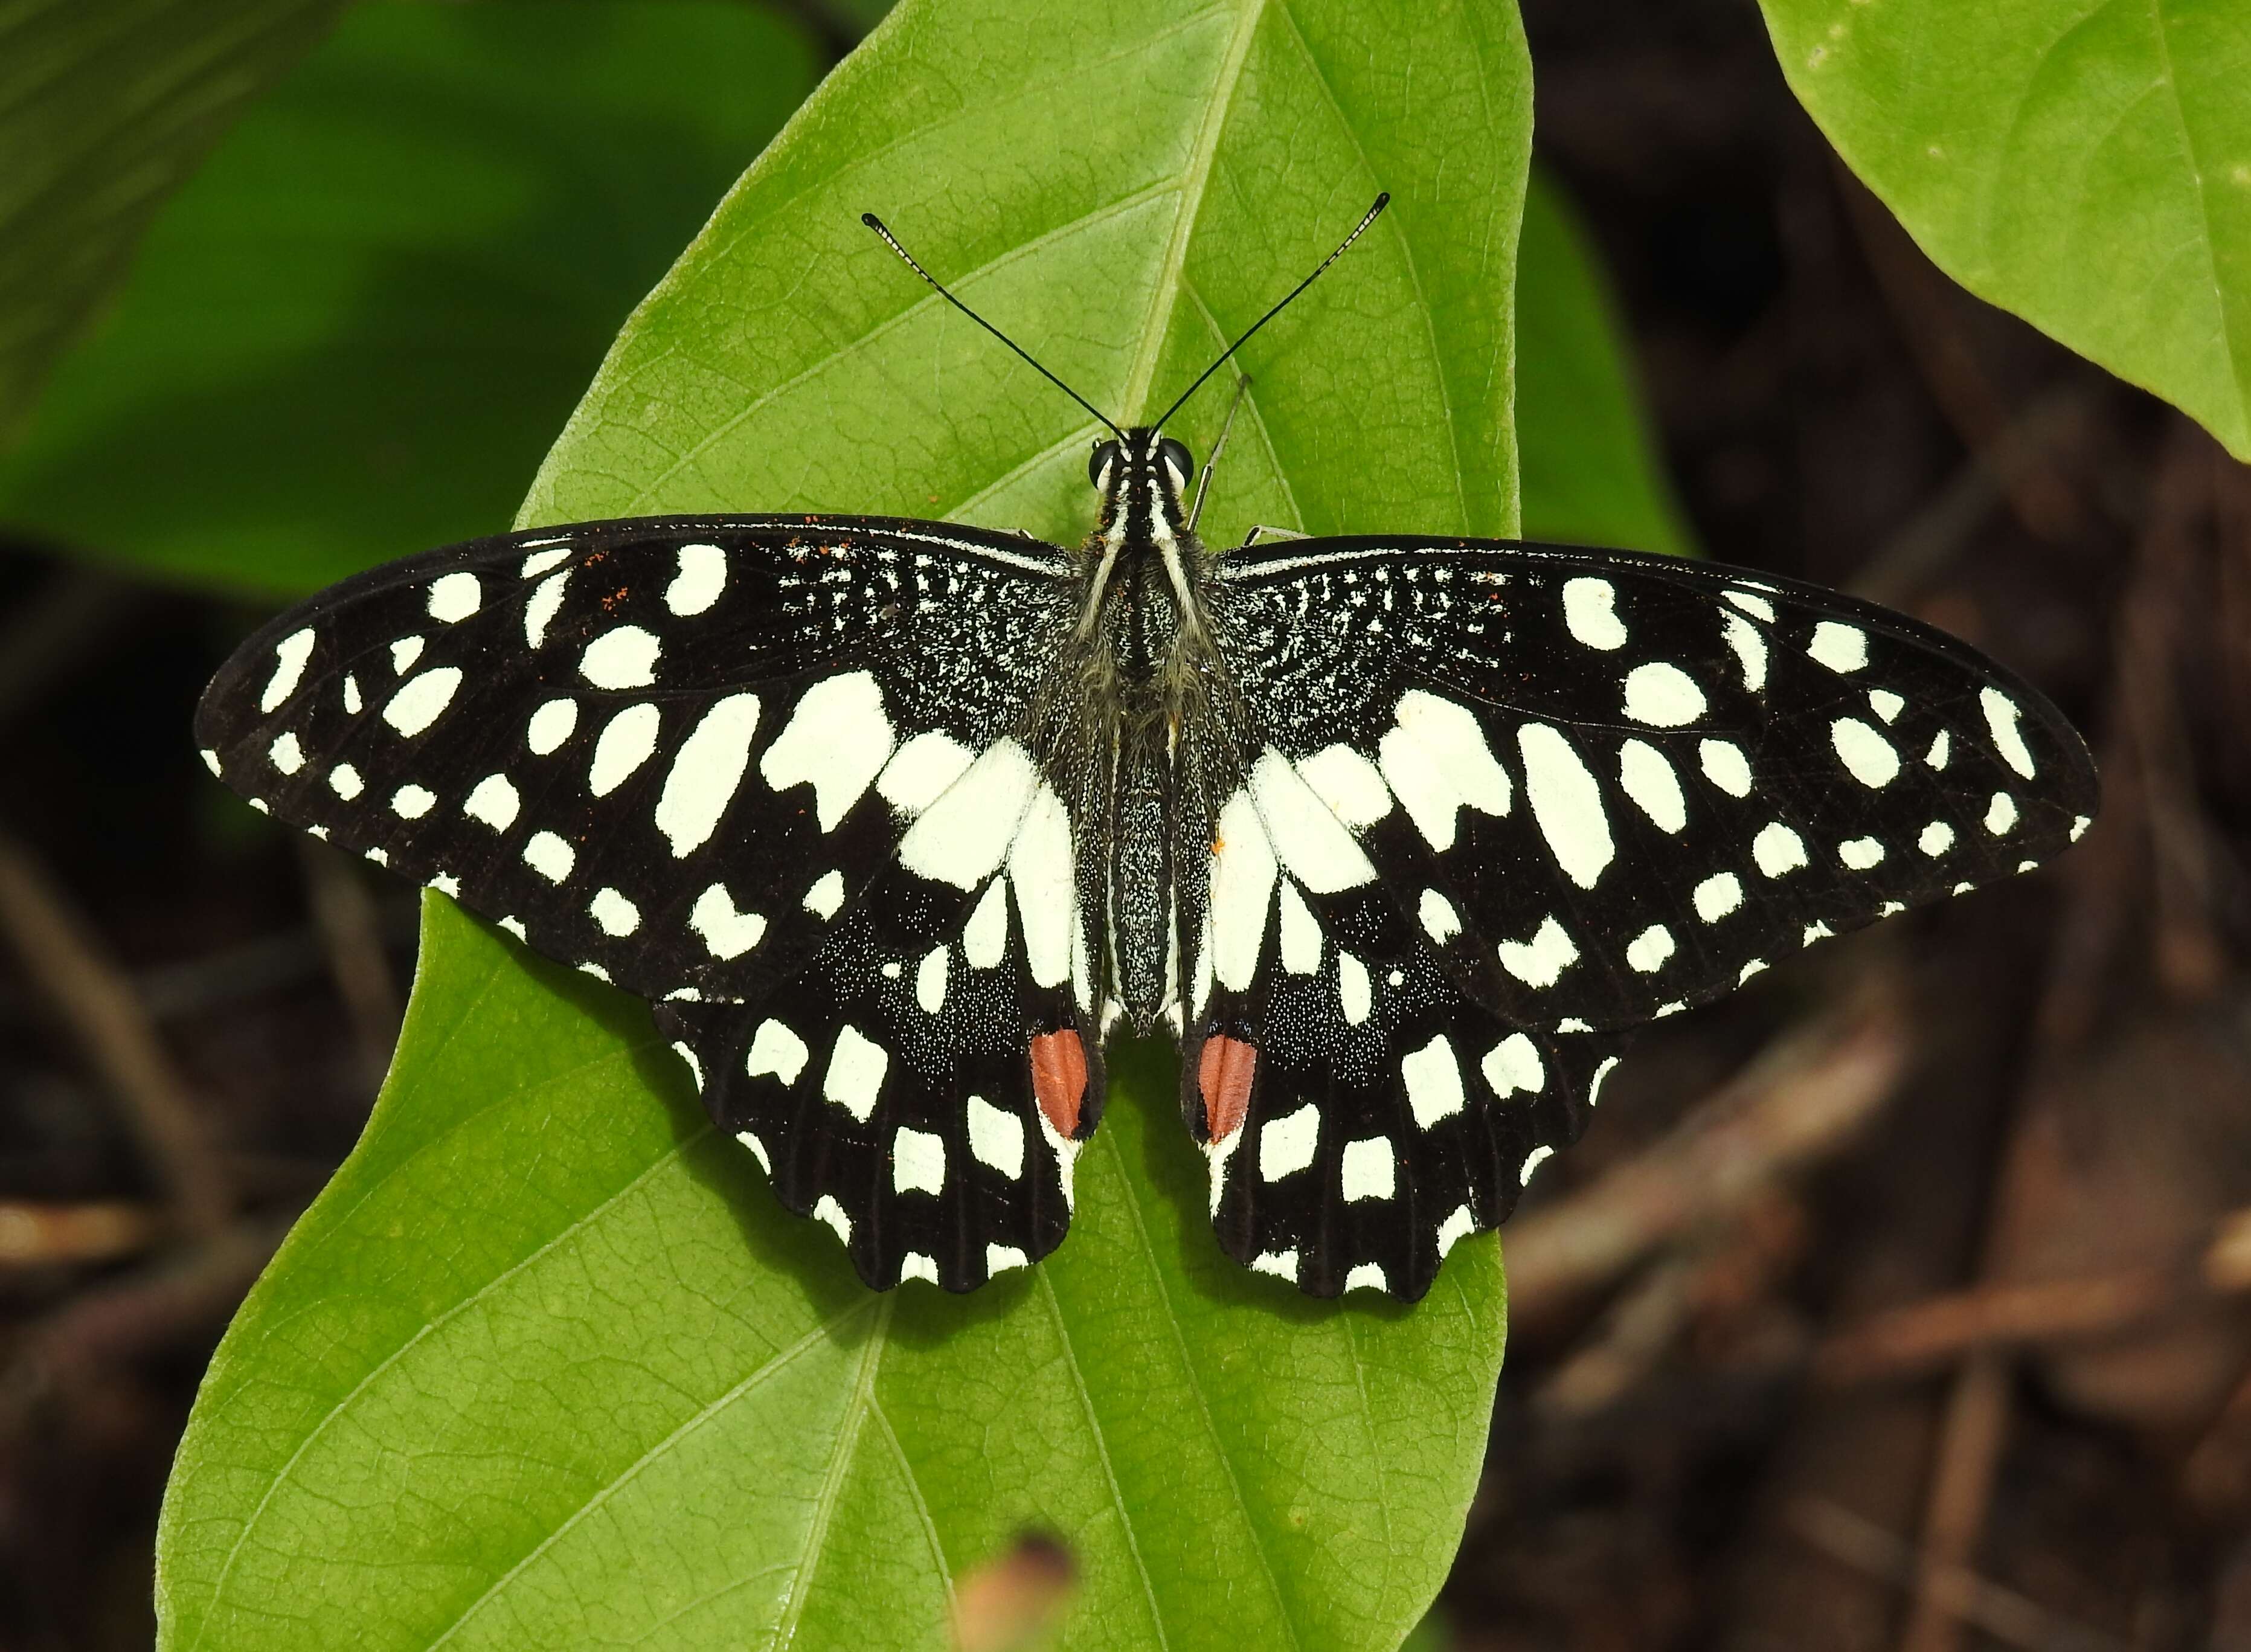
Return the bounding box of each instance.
[0,1,2244,1648]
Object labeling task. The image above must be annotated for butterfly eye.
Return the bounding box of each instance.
[1088,440,1120,490]
[1157,438,1194,493]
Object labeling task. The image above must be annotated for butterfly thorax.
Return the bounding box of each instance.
[1067,428,1224,1027]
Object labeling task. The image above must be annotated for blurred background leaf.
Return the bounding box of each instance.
[1516,168,1693,558]
[0,0,820,596]
[0,0,345,451]
[1759,0,2251,461]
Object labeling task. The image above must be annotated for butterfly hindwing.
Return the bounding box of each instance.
[657,853,1101,1293]
[195,516,1082,1004]
[1184,857,1628,1300]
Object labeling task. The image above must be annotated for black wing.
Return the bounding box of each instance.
[1180,535,2096,1299]
[197,515,1105,1290]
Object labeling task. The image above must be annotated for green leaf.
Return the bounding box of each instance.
[159,1,1530,1649]
[1515,169,1694,558]
[0,0,344,450]
[1758,0,2251,461]
[0,1,820,596]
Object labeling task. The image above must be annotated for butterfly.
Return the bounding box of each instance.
[196,198,2098,1300]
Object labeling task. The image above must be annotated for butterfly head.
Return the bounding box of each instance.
[1088,429,1193,498]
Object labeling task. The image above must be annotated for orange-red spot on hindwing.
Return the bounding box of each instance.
[1029,1030,1088,1139]
[1198,1035,1258,1145]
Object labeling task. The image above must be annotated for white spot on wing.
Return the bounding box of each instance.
[580,625,661,690]
[588,703,661,795]
[522,832,573,882]
[892,1127,945,1195]
[899,1253,939,1286]
[967,1096,1024,1178]
[261,629,315,712]
[1563,576,1627,649]
[1251,1250,1299,1281]
[521,547,570,579]
[1520,1146,1554,1185]
[1693,871,1742,921]
[1919,820,1956,856]
[524,572,568,647]
[1518,724,1614,888]
[760,670,897,832]
[1840,836,1886,869]
[1344,1262,1389,1293]
[328,763,362,800]
[803,869,844,918]
[1337,950,1372,1024]
[1925,730,1951,770]
[916,946,948,1014]
[1260,1105,1320,1181]
[1378,690,1512,850]
[745,1020,808,1085]
[813,1195,851,1245]
[1724,590,1775,621]
[823,1024,887,1122]
[1618,739,1686,832]
[268,731,304,774]
[463,774,519,831]
[527,698,577,754]
[1808,621,1867,673]
[1402,1033,1465,1128]
[1295,744,1392,828]
[382,667,463,738]
[1497,915,1578,988]
[1869,689,1904,722]
[426,571,480,623]
[1210,789,1277,992]
[1831,718,1901,788]
[589,887,639,936]
[963,879,1007,968]
[987,1244,1029,1276]
[1625,924,1675,972]
[1250,748,1376,892]
[876,730,975,817]
[655,692,760,857]
[1722,611,1767,692]
[1621,662,1706,727]
[1482,1034,1544,1096]
[689,883,763,957]
[1753,821,1808,876]
[391,784,435,818]
[1699,739,1752,797]
[1419,888,1461,945]
[666,544,727,615]
[897,737,1033,887]
[390,635,424,674]
[1340,1136,1395,1201]
[1980,686,2036,778]
[1009,780,1075,988]
[1436,1204,1475,1258]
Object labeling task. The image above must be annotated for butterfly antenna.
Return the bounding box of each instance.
[1153,193,1390,431]
[862,213,1125,441]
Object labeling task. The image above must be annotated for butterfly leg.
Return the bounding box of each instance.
[1239,525,1311,548]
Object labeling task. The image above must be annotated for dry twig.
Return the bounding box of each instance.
[0,829,234,1238]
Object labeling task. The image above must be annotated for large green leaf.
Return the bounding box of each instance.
[0,1,820,596]
[159,1,1534,1648]
[0,0,344,450]
[1515,169,1693,558]
[1759,0,2251,460]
